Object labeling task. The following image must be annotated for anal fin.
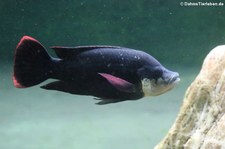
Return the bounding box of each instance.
[41,81,75,94]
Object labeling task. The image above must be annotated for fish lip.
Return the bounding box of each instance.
[167,74,180,84]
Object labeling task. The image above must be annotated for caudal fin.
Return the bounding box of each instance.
[13,36,52,88]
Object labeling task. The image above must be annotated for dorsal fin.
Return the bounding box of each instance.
[51,45,121,59]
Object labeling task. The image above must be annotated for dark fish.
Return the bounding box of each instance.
[13,36,180,105]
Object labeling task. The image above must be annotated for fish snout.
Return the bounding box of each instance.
[163,71,180,85]
[169,72,180,84]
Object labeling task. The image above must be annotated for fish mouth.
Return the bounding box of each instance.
[167,73,180,85]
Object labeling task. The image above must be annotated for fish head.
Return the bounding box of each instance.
[138,65,180,96]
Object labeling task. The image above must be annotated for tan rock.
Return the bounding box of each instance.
[154,46,225,149]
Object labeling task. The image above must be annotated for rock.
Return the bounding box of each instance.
[154,46,225,149]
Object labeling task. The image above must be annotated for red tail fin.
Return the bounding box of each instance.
[13,36,52,88]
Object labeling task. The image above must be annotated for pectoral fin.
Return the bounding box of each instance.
[98,73,136,93]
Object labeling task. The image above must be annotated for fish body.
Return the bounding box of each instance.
[13,36,180,105]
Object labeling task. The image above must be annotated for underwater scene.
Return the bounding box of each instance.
[1,1,225,149]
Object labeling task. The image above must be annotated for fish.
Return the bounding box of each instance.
[13,36,180,105]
